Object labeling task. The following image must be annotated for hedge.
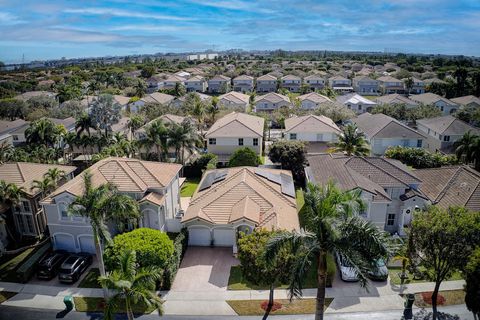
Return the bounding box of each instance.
[162,228,189,290]
[385,146,458,169]
[16,242,51,283]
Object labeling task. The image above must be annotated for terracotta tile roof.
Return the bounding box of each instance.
[182,167,299,230]
[304,74,325,80]
[233,75,254,81]
[353,113,426,139]
[415,166,480,211]
[285,115,340,134]
[375,94,419,106]
[450,95,480,106]
[329,75,350,81]
[281,75,301,81]
[209,75,231,81]
[164,75,186,82]
[218,91,250,105]
[377,76,402,83]
[297,92,331,104]
[257,74,277,81]
[112,95,131,106]
[142,92,175,105]
[254,92,290,104]
[417,115,479,136]
[44,157,181,201]
[185,75,205,82]
[409,93,457,106]
[205,112,264,138]
[139,192,165,206]
[0,119,29,135]
[0,162,76,197]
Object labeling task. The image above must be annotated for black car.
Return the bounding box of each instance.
[58,253,93,283]
[37,250,68,280]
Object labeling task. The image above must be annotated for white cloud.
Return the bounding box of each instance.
[64,8,191,21]
[0,11,25,25]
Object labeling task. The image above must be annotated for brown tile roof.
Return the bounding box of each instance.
[304,74,325,80]
[139,192,165,206]
[218,91,250,105]
[182,167,299,230]
[254,92,290,104]
[285,115,340,134]
[0,163,76,197]
[409,93,457,106]
[281,75,301,81]
[205,112,264,138]
[185,75,205,82]
[233,75,254,81]
[353,113,426,139]
[415,166,480,211]
[112,95,131,106]
[377,76,402,83]
[44,157,181,201]
[142,92,175,105]
[209,75,231,81]
[297,92,331,104]
[0,119,29,135]
[375,94,419,106]
[417,115,479,136]
[451,95,480,106]
[257,74,277,81]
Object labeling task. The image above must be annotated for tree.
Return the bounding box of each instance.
[455,131,479,169]
[69,172,140,296]
[167,120,199,164]
[127,115,145,139]
[174,82,186,97]
[25,118,65,148]
[454,67,468,97]
[142,119,169,161]
[30,177,55,199]
[141,65,156,79]
[228,147,259,167]
[99,250,163,320]
[329,123,370,156]
[265,182,393,320]
[0,181,26,240]
[268,140,307,182]
[134,79,147,98]
[465,247,480,320]
[45,167,65,186]
[410,206,480,320]
[206,102,219,125]
[89,94,122,137]
[404,77,414,95]
[75,112,96,137]
[190,98,206,136]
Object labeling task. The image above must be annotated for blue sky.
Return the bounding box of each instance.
[1,0,480,63]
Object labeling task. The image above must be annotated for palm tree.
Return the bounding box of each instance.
[31,177,55,198]
[142,119,169,161]
[99,250,163,320]
[63,132,78,163]
[265,182,393,320]
[404,77,414,95]
[455,131,478,168]
[191,100,206,136]
[127,115,144,140]
[0,181,26,240]
[45,168,66,187]
[206,103,219,126]
[329,123,370,156]
[167,120,200,164]
[75,112,96,137]
[25,118,62,148]
[68,172,140,296]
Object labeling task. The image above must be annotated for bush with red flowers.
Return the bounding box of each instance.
[260,300,282,312]
[421,292,446,305]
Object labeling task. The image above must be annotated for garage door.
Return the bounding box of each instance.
[53,233,76,252]
[213,228,235,247]
[78,235,96,254]
[188,227,211,246]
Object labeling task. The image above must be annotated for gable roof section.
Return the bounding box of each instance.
[336,93,376,105]
[377,76,402,83]
[205,112,264,138]
[285,115,340,133]
[417,115,479,135]
[304,74,325,80]
[451,95,480,106]
[375,94,419,106]
[0,119,29,135]
[142,92,175,104]
[257,74,277,81]
[409,93,457,106]
[233,75,254,81]
[218,91,250,105]
[281,75,301,81]
[209,75,231,81]
[297,92,331,104]
[353,113,426,139]
[254,92,290,104]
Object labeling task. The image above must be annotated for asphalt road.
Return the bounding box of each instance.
[0,305,475,320]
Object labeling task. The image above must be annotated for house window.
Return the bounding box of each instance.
[59,203,69,219]
[358,105,362,110]
[290,133,297,140]
[402,139,409,147]
[443,136,450,142]
[387,214,396,226]
[253,138,258,146]
[22,201,31,212]
[440,106,444,112]
[209,138,216,145]
[238,138,243,146]
[13,135,18,141]
[417,139,422,147]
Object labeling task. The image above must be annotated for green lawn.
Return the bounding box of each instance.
[0,291,17,304]
[227,298,333,315]
[180,178,200,197]
[78,268,101,288]
[73,297,157,314]
[389,267,463,285]
[0,248,35,282]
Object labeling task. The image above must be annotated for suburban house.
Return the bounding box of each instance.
[172,92,211,108]
[409,93,459,115]
[336,93,377,114]
[162,75,186,89]
[451,95,480,109]
[415,165,480,211]
[375,94,419,109]
[185,75,207,92]
[306,154,427,234]
[417,115,479,153]
[205,112,264,164]
[256,74,278,93]
[146,74,166,92]
[281,75,302,92]
[233,75,254,93]
[182,166,298,250]
[0,119,29,146]
[129,92,175,113]
[352,113,426,155]
[218,91,250,111]
[254,92,291,112]
[0,162,76,240]
[353,76,379,95]
[112,95,131,111]
[328,76,353,93]
[41,157,183,253]
[208,75,231,93]
[377,76,404,94]
[284,115,340,143]
[406,77,425,94]
[303,74,326,91]
[297,92,332,110]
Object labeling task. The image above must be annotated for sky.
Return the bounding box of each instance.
[1,0,480,63]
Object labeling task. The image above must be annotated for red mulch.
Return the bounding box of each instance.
[260,300,283,312]
[421,292,446,305]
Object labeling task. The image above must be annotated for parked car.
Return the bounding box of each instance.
[336,252,358,282]
[368,259,388,281]
[58,253,92,283]
[36,250,68,280]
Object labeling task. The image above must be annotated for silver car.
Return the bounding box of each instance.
[336,252,359,282]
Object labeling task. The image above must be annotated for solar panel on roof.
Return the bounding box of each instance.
[254,168,269,179]
[214,170,228,182]
[198,172,216,191]
[280,173,295,198]
[255,168,283,185]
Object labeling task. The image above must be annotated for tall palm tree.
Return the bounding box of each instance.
[68,172,140,296]
[455,131,478,168]
[142,119,169,161]
[75,112,96,137]
[31,177,55,199]
[191,100,206,136]
[265,182,393,320]
[25,118,62,148]
[329,123,370,156]
[63,132,78,163]
[99,250,163,320]
[0,181,26,240]
[404,77,414,95]
[45,168,66,187]
[127,115,144,140]
[206,103,219,126]
[167,120,200,164]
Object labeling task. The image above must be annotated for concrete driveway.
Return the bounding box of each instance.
[170,247,238,292]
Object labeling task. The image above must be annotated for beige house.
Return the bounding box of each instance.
[182,167,298,250]
[208,75,231,93]
[284,115,340,143]
[450,95,480,109]
[328,76,353,93]
[256,74,277,93]
[218,91,250,111]
[297,92,331,110]
[281,75,302,92]
[0,119,29,146]
[254,92,290,112]
[233,75,254,93]
[129,92,175,113]
[205,112,264,164]
[377,76,404,94]
[162,75,186,89]
[375,94,419,109]
[409,93,459,115]
[303,74,326,91]
[185,75,207,92]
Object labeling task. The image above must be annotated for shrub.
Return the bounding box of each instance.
[268,140,307,182]
[385,146,458,169]
[183,153,218,177]
[16,242,51,283]
[162,228,189,290]
[228,147,259,167]
[104,228,174,271]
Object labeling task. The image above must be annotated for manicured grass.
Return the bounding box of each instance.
[0,291,17,304]
[180,178,200,197]
[296,188,305,213]
[411,290,466,308]
[0,248,35,282]
[228,254,335,290]
[389,267,463,285]
[77,268,101,288]
[73,297,157,314]
[227,298,333,315]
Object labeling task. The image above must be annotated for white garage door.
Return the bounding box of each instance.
[188,227,211,246]
[78,235,96,254]
[53,233,76,252]
[213,228,235,247]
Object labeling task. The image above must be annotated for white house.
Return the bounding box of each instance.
[254,92,290,112]
[336,93,377,114]
[218,91,250,111]
[409,93,459,115]
[297,92,331,110]
[284,115,340,142]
